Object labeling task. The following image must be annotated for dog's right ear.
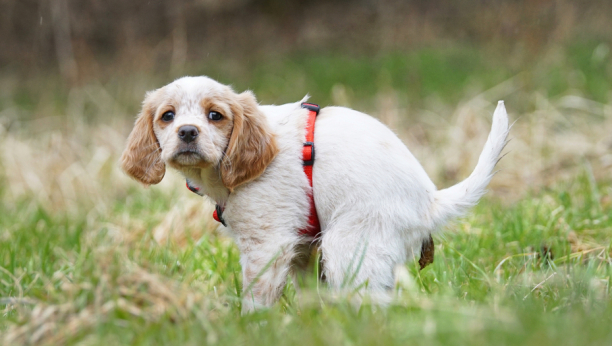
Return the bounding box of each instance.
[120,89,166,185]
[220,91,278,191]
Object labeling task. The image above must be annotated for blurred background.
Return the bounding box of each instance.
[2,2,612,343]
[0,0,611,231]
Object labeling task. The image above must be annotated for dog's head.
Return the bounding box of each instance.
[120,76,278,191]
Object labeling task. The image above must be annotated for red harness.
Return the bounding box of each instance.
[186,102,322,237]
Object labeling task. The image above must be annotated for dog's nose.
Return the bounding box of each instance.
[178,125,199,143]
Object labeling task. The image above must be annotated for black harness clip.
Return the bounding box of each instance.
[301,102,320,114]
[301,102,319,167]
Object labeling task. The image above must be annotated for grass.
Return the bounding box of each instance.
[1,172,611,345]
[188,41,612,110]
[1,42,612,344]
[3,41,611,119]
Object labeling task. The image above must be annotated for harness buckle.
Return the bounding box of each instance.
[303,141,315,166]
[301,102,320,114]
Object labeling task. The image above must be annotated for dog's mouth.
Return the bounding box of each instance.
[169,148,211,168]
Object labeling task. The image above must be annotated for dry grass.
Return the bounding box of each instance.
[2,249,224,345]
[365,77,612,200]
[1,76,610,213]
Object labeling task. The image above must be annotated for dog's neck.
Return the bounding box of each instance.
[181,167,230,207]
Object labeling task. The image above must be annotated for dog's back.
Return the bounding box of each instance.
[308,102,509,294]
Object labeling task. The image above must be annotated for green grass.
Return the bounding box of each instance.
[1,170,611,345]
[189,41,612,110]
[1,41,612,345]
[2,41,610,122]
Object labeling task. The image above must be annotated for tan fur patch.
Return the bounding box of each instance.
[419,235,435,270]
[220,91,279,191]
[120,89,166,185]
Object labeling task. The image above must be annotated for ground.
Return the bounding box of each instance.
[1,44,611,345]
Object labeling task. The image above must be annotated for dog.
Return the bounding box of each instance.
[121,76,509,312]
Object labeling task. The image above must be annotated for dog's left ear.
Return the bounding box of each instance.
[120,89,166,185]
[221,91,278,191]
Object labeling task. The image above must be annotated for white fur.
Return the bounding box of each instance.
[143,76,510,312]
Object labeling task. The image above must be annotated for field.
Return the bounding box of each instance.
[1,42,612,345]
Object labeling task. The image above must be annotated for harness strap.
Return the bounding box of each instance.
[213,204,227,227]
[300,102,321,237]
[186,102,321,237]
[186,180,227,226]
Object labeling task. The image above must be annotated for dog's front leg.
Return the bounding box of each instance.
[237,233,297,314]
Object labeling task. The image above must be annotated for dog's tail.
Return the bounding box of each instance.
[431,101,509,228]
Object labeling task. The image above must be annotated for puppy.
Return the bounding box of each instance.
[121,76,509,312]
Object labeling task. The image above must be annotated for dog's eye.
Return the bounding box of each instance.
[208,111,223,121]
[161,111,175,122]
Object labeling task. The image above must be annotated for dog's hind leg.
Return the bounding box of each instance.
[318,219,408,305]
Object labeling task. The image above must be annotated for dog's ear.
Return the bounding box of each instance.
[221,91,278,191]
[120,89,166,185]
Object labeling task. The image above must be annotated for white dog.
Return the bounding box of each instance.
[121,76,509,312]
